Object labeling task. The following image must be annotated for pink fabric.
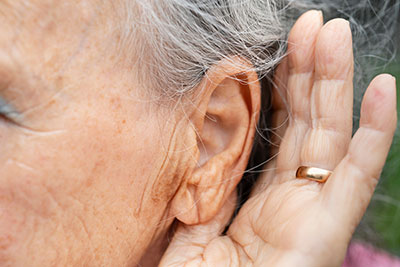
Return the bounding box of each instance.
[342,242,400,267]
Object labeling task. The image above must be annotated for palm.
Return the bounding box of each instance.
[160,11,397,267]
[230,178,340,266]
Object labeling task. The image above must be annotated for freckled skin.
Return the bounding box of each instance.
[0,1,192,266]
[160,12,397,267]
[0,3,397,267]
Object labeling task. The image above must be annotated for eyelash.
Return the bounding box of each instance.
[0,98,16,123]
[0,114,13,124]
[0,111,11,124]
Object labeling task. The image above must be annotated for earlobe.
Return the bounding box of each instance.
[170,57,261,225]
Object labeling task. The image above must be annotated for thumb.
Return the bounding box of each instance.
[160,192,237,266]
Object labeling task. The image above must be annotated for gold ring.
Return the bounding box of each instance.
[296,166,332,183]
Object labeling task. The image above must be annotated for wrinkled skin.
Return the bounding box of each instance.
[0,1,187,266]
[0,2,397,267]
[160,11,397,267]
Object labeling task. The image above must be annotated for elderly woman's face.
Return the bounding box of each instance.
[2,1,398,267]
[0,1,188,265]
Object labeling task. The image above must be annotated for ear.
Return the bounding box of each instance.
[170,57,261,225]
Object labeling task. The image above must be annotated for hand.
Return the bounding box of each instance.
[159,10,397,267]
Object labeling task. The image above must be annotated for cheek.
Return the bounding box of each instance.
[0,148,67,265]
[0,104,167,264]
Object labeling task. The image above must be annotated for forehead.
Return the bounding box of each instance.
[0,1,94,50]
[0,0,124,62]
[0,1,93,22]
[0,1,120,110]
[0,1,115,82]
[0,1,132,93]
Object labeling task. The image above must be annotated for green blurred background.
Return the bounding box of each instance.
[358,54,400,256]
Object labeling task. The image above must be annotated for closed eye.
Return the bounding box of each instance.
[0,97,18,123]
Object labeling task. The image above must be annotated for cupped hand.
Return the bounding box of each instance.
[160,10,397,267]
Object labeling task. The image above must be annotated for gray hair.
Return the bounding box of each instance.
[122,0,399,244]
[120,0,285,99]
[121,0,398,100]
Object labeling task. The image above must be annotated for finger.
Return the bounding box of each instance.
[322,74,397,228]
[276,10,323,175]
[300,19,354,171]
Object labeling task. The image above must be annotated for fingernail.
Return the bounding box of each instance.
[309,10,323,21]
[382,74,396,85]
[317,10,323,21]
